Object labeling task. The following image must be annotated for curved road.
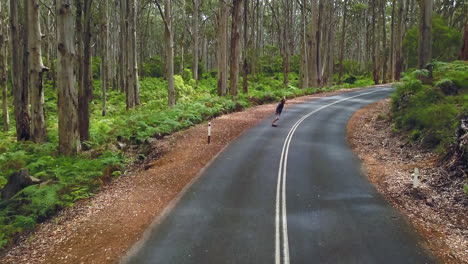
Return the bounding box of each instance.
[123,86,436,264]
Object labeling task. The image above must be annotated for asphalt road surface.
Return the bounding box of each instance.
[123,86,436,264]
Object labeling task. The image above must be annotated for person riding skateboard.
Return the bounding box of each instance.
[272,97,286,127]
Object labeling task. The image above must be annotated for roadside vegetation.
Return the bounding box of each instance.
[0,60,372,249]
[390,60,468,192]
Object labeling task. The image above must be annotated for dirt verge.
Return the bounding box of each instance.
[0,88,361,264]
[347,99,468,264]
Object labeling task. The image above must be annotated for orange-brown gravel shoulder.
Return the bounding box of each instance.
[1,88,359,264]
[347,99,468,264]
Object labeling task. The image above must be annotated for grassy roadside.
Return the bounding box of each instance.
[0,72,373,249]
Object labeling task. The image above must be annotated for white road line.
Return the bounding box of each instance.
[274,90,383,264]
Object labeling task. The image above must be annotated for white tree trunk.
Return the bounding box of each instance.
[57,0,81,155]
[28,0,48,142]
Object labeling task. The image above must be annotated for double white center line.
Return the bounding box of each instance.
[274,90,382,264]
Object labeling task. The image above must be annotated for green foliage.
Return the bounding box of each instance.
[391,61,468,152]
[403,16,462,68]
[143,56,165,78]
[0,66,371,249]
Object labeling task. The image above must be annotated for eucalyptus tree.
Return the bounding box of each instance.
[10,0,31,141]
[0,0,9,131]
[28,0,49,142]
[57,0,81,155]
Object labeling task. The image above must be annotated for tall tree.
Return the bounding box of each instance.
[418,0,433,68]
[127,0,140,107]
[155,0,175,106]
[242,0,249,93]
[78,0,93,141]
[119,0,127,94]
[372,0,380,84]
[217,0,228,96]
[299,0,308,89]
[229,0,243,96]
[308,0,319,87]
[192,0,200,81]
[10,0,31,141]
[390,0,396,81]
[380,0,388,83]
[394,0,407,80]
[57,0,81,155]
[101,0,109,116]
[28,0,49,142]
[0,0,9,132]
[459,20,468,60]
[337,0,348,84]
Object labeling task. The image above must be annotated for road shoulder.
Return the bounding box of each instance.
[347,99,468,264]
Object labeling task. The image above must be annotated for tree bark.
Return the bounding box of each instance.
[308,0,319,87]
[127,0,140,108]
[57,0,81,155]
[192,0,199,81]
[101,0,109,116]
[79,0,93,141]
[459,21,468,60]
[380,0,388,84]
[229,0,243,96]
[338,0,348,84]
[418,0,433,68]
[242,0,249,93]
[162,0,175,106]
[119,0,127,94]
[217,0,228,96]
[28,0,48,143]
[372,0,380,84]
[390,0,396,81]
[10,0,31,141]
[299,0,308,89]
[394,0,406,80]
[0,1,9,131]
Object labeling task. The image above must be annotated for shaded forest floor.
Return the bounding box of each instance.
[348,99,468,264]
[0,89,356,264]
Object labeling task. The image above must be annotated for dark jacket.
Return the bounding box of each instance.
[276,102,285,114]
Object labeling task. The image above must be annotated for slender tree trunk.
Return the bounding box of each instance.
[390,0,396,81]
[28,0,48,142]
[159,0,175,106]
[282,0,291,87]
[338,0,348,84]
[394,0,406,80]
[10,0,31,141]
[120,0,127,94]
[242,0,249,93]
[128,0,139,106]
[299,0,308,89]
[229,0,242,96]
[380,0,387,84]
[461,21,468,60]
[217,0,228,96]
[75,0,83,103]
[418,0,432,68]
[0,1,9,131]
[79,0,93,141]
[57,0,81,155]
[101,0,109,116]
[193,0,199,81]
[308,0,319,87]
[372,0,380,84]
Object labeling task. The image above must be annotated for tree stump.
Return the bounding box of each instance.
[1,169,41,200]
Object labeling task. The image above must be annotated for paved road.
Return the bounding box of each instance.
[123,86,436,264]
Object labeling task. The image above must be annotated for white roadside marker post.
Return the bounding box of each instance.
[412,168,420,188]
[208,122,211,144]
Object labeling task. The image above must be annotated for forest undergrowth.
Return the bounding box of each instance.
[0,70,373,249]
